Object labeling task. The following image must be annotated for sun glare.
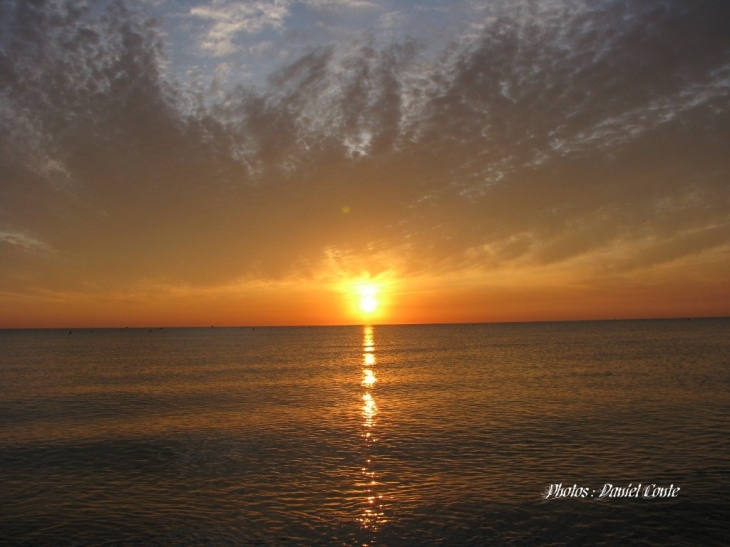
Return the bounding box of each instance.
[360,295,377,313]
[357,284,379,315]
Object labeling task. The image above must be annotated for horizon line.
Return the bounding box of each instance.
[1,315,728,330]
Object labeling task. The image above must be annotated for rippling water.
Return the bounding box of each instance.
[1,320,729,546]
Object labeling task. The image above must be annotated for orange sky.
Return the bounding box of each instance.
[1,1,729,327]
[2,251,728,328]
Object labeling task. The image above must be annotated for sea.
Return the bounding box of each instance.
[1,319,728,546]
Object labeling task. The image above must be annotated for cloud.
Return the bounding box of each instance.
[0,0,728,305]
[0,232,52,253]
[302,0,378,9]
[190,0,291,56]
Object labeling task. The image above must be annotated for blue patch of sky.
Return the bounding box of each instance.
[146,0,479,93]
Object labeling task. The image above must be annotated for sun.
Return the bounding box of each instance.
[357,284,379,314]
[360,294,378,313]
[345,279,389,321]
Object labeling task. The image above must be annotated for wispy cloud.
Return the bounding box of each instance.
[191,0,292,56]
[0,0,728,309]
[302,0,378,10]
[0,232,52,253]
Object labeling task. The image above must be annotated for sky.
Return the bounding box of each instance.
[1,0,729,327]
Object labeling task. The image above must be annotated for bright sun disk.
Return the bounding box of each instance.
[357,284,379,314]
[360,294,377,313]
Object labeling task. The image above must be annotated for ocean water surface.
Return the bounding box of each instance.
[1,320,728,545]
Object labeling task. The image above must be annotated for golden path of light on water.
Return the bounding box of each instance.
[358,325,385,532]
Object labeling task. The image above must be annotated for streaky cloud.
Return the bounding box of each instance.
[0,0,728,302]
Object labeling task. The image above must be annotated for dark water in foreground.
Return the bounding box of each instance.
[1,320,728,546]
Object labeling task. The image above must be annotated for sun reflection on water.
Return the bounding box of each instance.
[362,369,376,388]
[358,325,385,532]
